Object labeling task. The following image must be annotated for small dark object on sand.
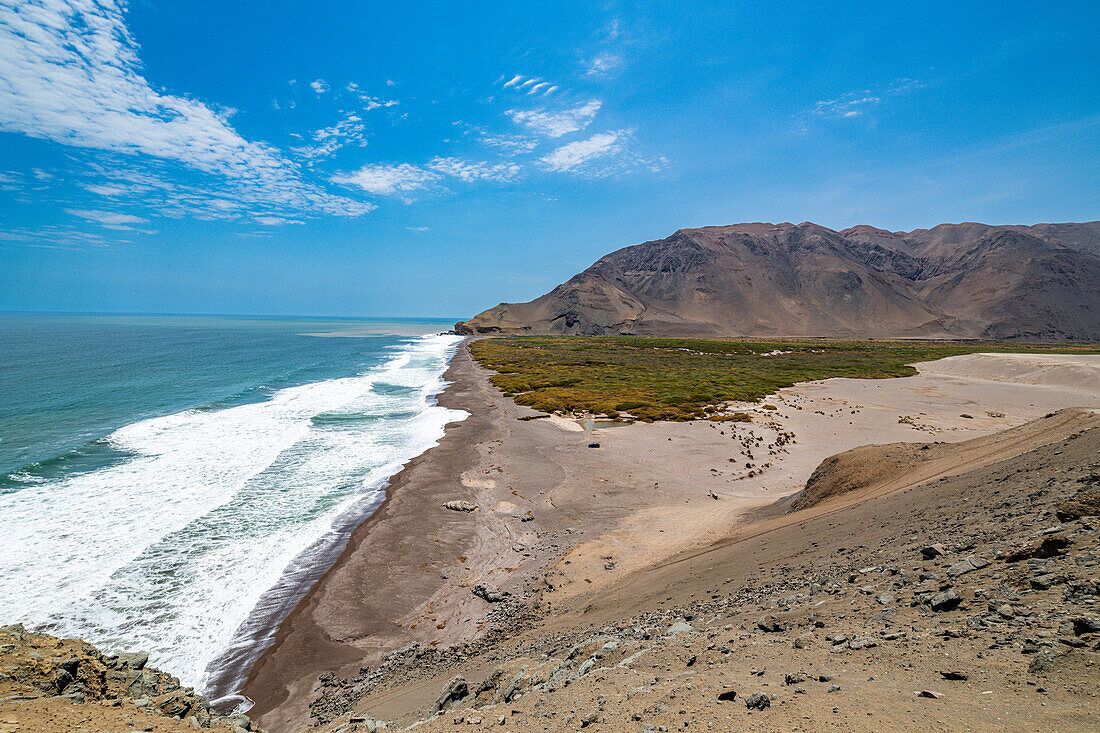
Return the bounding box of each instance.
[587,442,600,448]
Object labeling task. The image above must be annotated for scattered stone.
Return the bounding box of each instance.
[947,556,990,577]
[472,584,510,603]
[1005,537,1071,562]
[756,616,787,633]
[745,692,770,711]
[1056,487,1100,521]
[666,622,694,636]
[917,690,944,699]
[921,544,948,560]
[587,443,600,449]
[716,689,737,702]
[930,588,962,612]
[431,676,469,715]
[1071,617,1100,636]
[939,670,968,681]
[1028,650,1062,674]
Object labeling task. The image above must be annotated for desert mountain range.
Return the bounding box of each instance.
[456,221,1100,340]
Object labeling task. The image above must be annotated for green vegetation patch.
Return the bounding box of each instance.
[468,337,1100,422]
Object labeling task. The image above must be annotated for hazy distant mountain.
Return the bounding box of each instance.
[456,222,1100,341]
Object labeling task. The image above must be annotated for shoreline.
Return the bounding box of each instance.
[242,342,497,730]
[245,346,1100,732]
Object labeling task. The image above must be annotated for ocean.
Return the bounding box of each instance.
[0,313,465,704]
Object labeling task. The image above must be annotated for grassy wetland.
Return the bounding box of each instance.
[468,337,1100,422]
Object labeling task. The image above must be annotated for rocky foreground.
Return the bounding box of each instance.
[0,626,263,733]
[307,410,1100,732]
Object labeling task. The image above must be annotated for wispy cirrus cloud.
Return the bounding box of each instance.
[0,224,113,249]
[0,0,372,220]
[809,78,923,119]
[507,100,602,138]
[584,52,622,77]
[65,208,148,226]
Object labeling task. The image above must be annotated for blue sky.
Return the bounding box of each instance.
[1,1,1097,318]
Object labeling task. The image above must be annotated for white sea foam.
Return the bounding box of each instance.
[0,334,465,692]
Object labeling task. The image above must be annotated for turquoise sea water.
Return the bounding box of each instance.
[0,313,465,703]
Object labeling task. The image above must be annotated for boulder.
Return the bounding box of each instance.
[431,676,468,715]
[946,556,990,577]
[930,589,962,612]
[1071,617,1100,635]
[745,692,771,710]
[1056,486,1100,521]
[920,544,948,560]
[1005,537,1071,562]
[756,616,787,633]
[443,500,477,512]
[472,584,509,602]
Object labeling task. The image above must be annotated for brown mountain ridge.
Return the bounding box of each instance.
[456,221,1100,340]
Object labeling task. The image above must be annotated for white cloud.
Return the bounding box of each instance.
[254,216,303,226]
[810,79,922,120]
[66,208,148,225]
[406,226,429,232]
[585,52,622,76]
[0,1,371,218]
[501,74,559,97]
[0,224,113,248]
[81,182,128,197]
[310,78,329,94]
[427,157,521,183]
[540,130,626,173]
[507,100,602,138]
[330,163,440,195]
[294,112,367,159]
[478,133,539,155]
[345,82,399,111]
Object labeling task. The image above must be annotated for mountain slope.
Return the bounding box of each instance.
[456,221,1100,340]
